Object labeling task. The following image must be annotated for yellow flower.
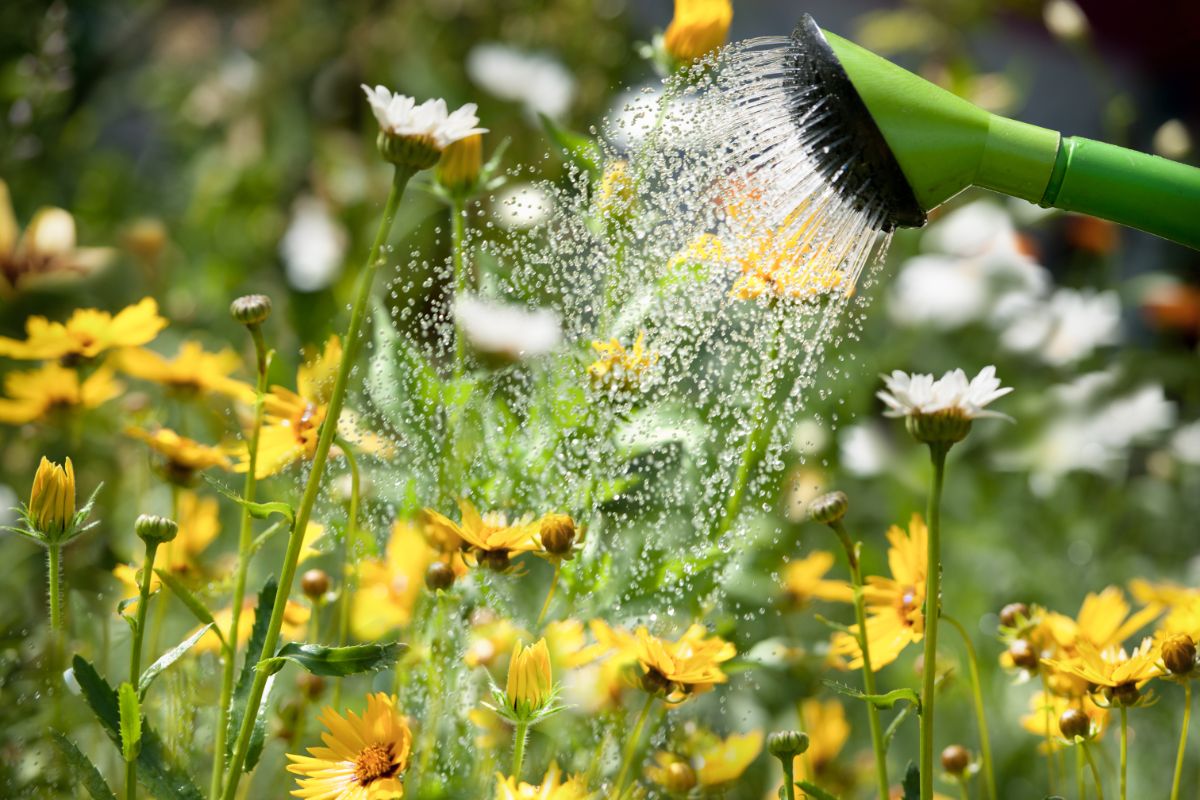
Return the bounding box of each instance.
[645,752,697,794]
[587,331,657,389]
[465,615,523,669]
[505,638,553,715]
[595,160,636,219]
[1043,587,1161,653]
[729,212,847,302]
[287,693,412,799]
[0,362,122,424]
[0,297,166,360]
[793,698,850,783]
[436,133,483,194]
[694,730,762,786]
[0,179,113,293]
[118,340,250,397]
[831,514,927,670]
[423,500,540,569]
[1043,638,1162,693]
[28,456,75,538]
[493,762,593,800]
[663,0,733,64]
[352,521,454,640]
[195,598,310,655]
[782,551,854,606]
[632,624,736,700]
[126,426,232,479]
[1020,691,1108,750]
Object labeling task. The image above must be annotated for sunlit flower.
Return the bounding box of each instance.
[831,514,927,670]
[436,133,484,195]
[127,426,232,483]
[730,221,847,302]
[587,331,657,390]
[352,520,460,640]
[194,598,310,654]
[493,762,592,800]
[423,500,540,570]
[0,297,166,360]
[466,44,576,120]
[1043,638,1161,702]
[504,639,554,717]
[879,366,1011,444]
[663,0,733,64]
[119,340,249,397]
[631,624,736,701]
[27,456,75,539]
[0,179,113,293]
[0,362,122,424]
[694,730,762,786]
[361,85,486,151]
[287,693,412,799]
[782,551,854,606]
[455,295,562,363]
[793,698,850,783]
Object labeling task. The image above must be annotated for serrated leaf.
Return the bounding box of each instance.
[902,762,920,800]
[51,730,118,800]
[138,624,213,697]
[153,569,226,651]
[243,673,275,772]
[226,577,277,765]
[538,113,601,178]
[208,478,294,523]
[823,679,921,713]
[118,682,141,762]
[796,781,841,800]
[263,641,405,677]
[72,656,204,799]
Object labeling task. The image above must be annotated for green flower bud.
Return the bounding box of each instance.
[230,294,272,326]
[809,491,849,525]
[135,514,178,545]
[767,730,809,759]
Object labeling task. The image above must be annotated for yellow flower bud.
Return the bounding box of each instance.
[596,160,636,221]
[436,133,483,195]
[29,456,75,539]
[506,638,552,715]
[663,0,733,65]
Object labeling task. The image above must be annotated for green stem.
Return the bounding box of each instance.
[958,776,970,800]
[1082,741,1104,800]
[148,487,179,659]
[511,719,529,781]
[781,756,796,800]
[1119,705,1128,800]
[612,695,655,799]
[210,323,270,800]
[127,540,160,800]
[416,593,447,783]
[451,197,468,380]
[47,542,63,636]
[1042,673,1058,793]
[331,438,361,711]
[1076,744,1086,800]
[919,442,949,800]
[220,163,414,800]
[944,615,995,800]
[535,563,561,629]
[829,519,889,799]
[1172,681,1192,800]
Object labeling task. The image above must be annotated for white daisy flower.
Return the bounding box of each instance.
[454,295,561,362]
[360,85,487,149]
[878,366,1013,444]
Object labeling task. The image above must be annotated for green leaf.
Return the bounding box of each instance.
[244,674,276,772]
[207,477,295,523]
[262,641,405,677]
[139,623,214,697]
[796,781,841,800]
[50,730,118,800]
[902,762,920,800]
[823,680,921,713]
[153,569,226,651]
[71,656,204,799]
[538,112,602,178]
[118,682,141,762]
[226,577,276,766]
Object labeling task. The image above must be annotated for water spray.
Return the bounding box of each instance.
[768,15,1200,249]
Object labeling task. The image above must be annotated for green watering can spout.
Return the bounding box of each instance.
[790,15,1200,250]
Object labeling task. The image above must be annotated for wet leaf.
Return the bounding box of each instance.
[118,682,141,762]
[50,730,117,800]
[244,673,275,772]
[260,641,405,677]
[902,762,920,800]
[226,577,276,765]
[138,623,213,698]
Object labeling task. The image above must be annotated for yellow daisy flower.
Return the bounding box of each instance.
[729,216,846,302]
[126,426,232,482]
[493,762,592,800]
[422,500,540,570]
[793,698,850,784]
[352,520,459,640]
[1043,638,1161,708]
[0,362,121,424]
[631,624,736,701]
[287,693,412,799]
[694,730,762,787]
[782,551,854,606]
[0,297,166,360]
[118,340,250,397]
[587,331,657,390]
[830,514,927,670]
[1042,587,1161,653]
[0,179,113,293]
[663,0,733,64]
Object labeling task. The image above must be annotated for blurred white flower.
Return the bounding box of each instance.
[606,85,704,151]
[878,366,1012,421]
[0,483,15,529]
[280,195,347,292]
[921,201,1017,258]
[1043,0,1089,42]
[889,255,989,329]
[466,44,575,119]
[839,422,894,477]
[1170,421,1200,465]
[455,295,561,360]
[360,86,486,148]
[791,418,828,456]
[996,288,1121,366]
[494,183,553,230]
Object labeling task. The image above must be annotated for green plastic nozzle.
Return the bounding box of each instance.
[822,28,1200,250]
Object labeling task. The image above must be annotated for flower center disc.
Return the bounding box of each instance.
[354,742,397,785]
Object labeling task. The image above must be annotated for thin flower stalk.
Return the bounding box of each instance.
[944,614,996,800]
[535,563,562,630]
[828,518,890,799]
[919,441,948,800]
[220,163,414,800]
[1083,740,1105,800]
[1172,681,1192,800]
[127,539,161,800]
[1119,705,1128,800]
[612,695,656,799]
[511,719,530,781]
[209,318,270,800]
[331,438,361,711]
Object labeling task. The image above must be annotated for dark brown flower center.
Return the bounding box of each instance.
[354,742,398,785]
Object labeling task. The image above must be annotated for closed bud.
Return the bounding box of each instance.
[425,561,455,591]
[28,456,76,540]
[1008,639,1040,671]
[809,491,849,525]
[1059,708,1091,740]
[505,639,553,716]
[135,514,178,545]
[999,602,1029,628]
[1111,681,1140,707]
[230,294,272,326]
[1163,633,1197,676]
[767,730,809,759]
[663,760,697,792]
[436,133,482,195]
[539,514,576,555]
[300,569,329,600]
[941,744,970,775]
[481,549,511,572]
